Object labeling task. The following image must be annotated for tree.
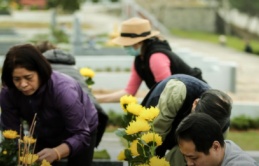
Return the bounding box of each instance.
[229,0,259,17]
[47,0,86,13]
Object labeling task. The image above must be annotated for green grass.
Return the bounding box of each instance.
[93,149,111,159]
[0,21,92,30]
[227,130,259,150]
[171,29,259,55]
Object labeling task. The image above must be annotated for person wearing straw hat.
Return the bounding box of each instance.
[95,17,205,103]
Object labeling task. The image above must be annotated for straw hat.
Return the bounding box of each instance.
[112,17,160,46]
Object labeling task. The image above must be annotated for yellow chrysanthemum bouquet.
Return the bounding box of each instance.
[0,114,51,166]
[116,95,170,166]
[79,67,95,88]
[0,130,19,165]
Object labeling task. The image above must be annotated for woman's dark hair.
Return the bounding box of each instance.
[194,89,232,133]
[176,113,225,155]
[1,44,52,89]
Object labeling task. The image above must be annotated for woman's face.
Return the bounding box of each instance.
[132,42,142,50]
[12,67,40,96]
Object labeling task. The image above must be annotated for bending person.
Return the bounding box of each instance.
[176,113,258,166]
[141,74,232,165]
[36,41,108,148]
[0,44,98,165]
[95,17,206,103]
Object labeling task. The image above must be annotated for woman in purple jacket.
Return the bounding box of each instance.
[0,44,98,165]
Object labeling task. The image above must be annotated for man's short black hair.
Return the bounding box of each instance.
[176,113,225,155]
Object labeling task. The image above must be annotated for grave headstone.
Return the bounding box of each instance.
[71,15,83,55]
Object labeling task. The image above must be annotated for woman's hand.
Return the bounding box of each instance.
[37,148,58,163]
[37,143,70,163]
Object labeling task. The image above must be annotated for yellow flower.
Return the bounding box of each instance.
[120,95,138,112]
[23,136,36,144]
[41,159,51,166]
[130,140,140,156]
[3,130,19,139]
[125,119,150,135]
[141,132,162,146]
[126,103,143,116]
[137,164,149,166]
[149,156,170,166]
[20,154,38,164]
[80,67,95,78]
[139,107,159,121]
[117,150,126,161]
[2,150,7,155]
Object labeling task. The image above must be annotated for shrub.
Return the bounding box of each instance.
[51,27,69,43]
[105,67,112,72]
[231,115,259,130]
[107,110,124,127]
[249,117,259,129]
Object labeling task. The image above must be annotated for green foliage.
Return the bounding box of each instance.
[105,67,112,72]
[124,68,131,72]
[93,149,111,159]
[92,0,100,3]
[114,67,121,72]
[0,3,10,15]
[231,115,259,130]
[47,0,85,12]
[249,118,259,129]
[29,27,69,45]
[51,27,69,43]
[86,77,95,86]
[0,139,17,166]
[171,29,259,56]
[107,110,124,127]
[229,0,259,17]
[29,33,49,43]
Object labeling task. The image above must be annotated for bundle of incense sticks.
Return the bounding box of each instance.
[18,113,37,166]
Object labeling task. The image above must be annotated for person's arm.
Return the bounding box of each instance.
[95,64,142,103]
[150,53,171,82]
[153,79,187,140]
[95,89,129,103]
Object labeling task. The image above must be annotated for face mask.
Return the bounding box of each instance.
[124,46,141,56]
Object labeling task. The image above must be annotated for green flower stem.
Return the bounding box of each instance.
[151,122,155,156]
[127,140,130,148]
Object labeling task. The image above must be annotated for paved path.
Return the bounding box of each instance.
[96,132,123,161]
[167,37,259,103]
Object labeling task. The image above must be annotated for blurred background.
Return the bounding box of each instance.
[1,0,259,55]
